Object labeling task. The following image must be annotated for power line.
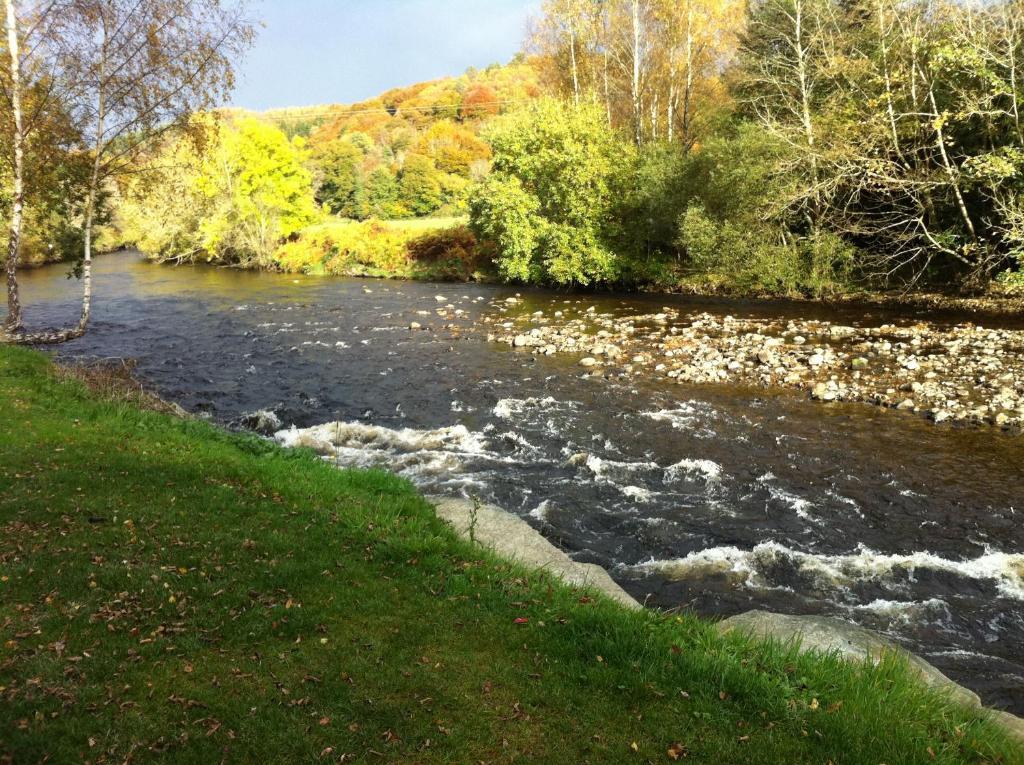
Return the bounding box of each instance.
[252,97,538,124]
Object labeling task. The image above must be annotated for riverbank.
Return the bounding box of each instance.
[124,216,1024,316]
[1,345,1020,763]
[484,297,1024,432]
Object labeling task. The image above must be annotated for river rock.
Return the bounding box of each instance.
[409,322,422,330]
[580,357,599,367]
[431,497,639,610]
[480,300,1024,433]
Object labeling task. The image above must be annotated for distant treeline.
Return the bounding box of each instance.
[102,0,1024,295]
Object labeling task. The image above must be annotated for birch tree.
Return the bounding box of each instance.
[3,0,254,344]
[3,0,23,333]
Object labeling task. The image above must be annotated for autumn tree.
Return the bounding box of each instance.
[2,0,254,343]
[531,0,742,146]
[120,116,320,267]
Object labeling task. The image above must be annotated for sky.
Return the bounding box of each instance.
[231,0,540,111]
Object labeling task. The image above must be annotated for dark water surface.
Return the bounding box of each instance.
[15,253,1024,712]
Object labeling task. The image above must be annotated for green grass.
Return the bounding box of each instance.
[0,346,1019,764]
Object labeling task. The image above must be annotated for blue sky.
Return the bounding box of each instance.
[231,0,540,110]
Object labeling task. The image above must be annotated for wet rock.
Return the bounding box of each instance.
[409,321,422,330]
[829,325,857,338]
[238,409,282,434]
[479,302,1023,433]
[580,357,599,368]
[432,497,639,610]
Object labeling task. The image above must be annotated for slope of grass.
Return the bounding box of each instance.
[0,346,1019,764]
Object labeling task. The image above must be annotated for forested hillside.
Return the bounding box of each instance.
[14,0,1024,298]
[254,60,541,221]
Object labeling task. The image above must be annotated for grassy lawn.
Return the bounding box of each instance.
[0,345,1019,764]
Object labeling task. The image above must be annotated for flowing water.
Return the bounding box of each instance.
[14,252,1024,712]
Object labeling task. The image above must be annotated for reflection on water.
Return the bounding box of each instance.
[13,252,1024,713]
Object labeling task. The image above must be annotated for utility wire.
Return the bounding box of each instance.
[248,97,537,123]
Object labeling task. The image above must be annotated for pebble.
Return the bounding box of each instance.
[482,301,1024,432]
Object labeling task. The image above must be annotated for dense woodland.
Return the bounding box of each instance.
[5,0,1024,343]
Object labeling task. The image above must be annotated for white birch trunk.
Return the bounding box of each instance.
[3,0,24,334]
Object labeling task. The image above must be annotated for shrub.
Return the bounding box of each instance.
[469,98,630,286]
[274,220,489,281]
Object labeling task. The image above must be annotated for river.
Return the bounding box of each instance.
[13,252,1024,713]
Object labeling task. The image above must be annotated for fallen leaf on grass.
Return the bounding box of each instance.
[667,742,688,759]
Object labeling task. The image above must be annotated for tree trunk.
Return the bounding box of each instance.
[603,47,612,127]
[681,5,694,149]
[3,0,24,335]
[793,0,819,219]
[667,76,675,143]
[631,0,643,144]
[9,10,106,345]
[569,20,580,106]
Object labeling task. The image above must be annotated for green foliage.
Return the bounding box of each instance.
[311,138,367,218]
[363,167,404,219]
[119,117,321,268]
[274,218,490,281]
[469,98,628,286]
[398,154,444,216]
[677,205,854,296]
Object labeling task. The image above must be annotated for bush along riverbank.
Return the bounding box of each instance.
[484,297,1024,433]
[274,218,495,282]
[0,345,1020,763]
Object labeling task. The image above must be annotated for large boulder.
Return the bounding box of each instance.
[431,497,640,611]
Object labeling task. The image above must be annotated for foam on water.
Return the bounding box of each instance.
[641,403,720,438]
[665,458,723,483]
[758,472,816,521]
[493,396,568,419]
[275,421,492,486]
[626,542,1024,600]
[529,500,553,521]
